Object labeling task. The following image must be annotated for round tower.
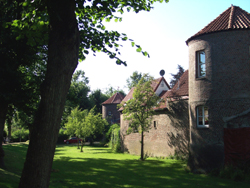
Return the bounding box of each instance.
[186,5,250,171]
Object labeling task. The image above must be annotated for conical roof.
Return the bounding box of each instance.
[186,5,250,44]
[102,92,125,105]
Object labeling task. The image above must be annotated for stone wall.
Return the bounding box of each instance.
[120,99,189,157]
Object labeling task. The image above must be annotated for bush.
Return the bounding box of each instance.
[11,128,29,142]
[106,124,121,152]
[211,162,250,182]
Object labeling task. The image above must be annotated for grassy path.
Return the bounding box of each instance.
[1,143,250,188]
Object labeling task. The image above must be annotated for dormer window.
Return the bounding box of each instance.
[197,50,206,78]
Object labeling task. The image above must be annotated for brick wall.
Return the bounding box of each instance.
[187,29,250,171]
[120,100,189,157]
[102,104,121,124]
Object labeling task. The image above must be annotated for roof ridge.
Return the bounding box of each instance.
[186,5,250,44]
[228,5,235,29]
[110,92,118,104]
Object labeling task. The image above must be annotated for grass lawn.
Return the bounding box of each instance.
[1,143,250,188]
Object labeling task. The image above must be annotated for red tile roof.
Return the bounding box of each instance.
[102,92,125,105]
[155,70,189,110]
[186,5,250,44]
[151,77,171,91]
[119,72,188,111]
[162,70,189,98]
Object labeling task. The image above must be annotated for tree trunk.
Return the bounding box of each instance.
[81,138,85,152]
[0,101,8,168]
[7,120,11,142]
[140,131,144,160]
[18,1,79,187]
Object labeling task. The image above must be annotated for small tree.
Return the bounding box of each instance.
[119,74,160,160]
[65,106,108,152]
[64,107,86,149]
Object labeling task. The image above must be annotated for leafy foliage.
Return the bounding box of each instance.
[104,86,126,98]
[126,71,143,90]
[3,0,170,185]
[65,106,108,152]
[11,128,29,142]
[169,65,185,88]
[89,89,109,114]
[106,123,121,152]
[62,71,91,126]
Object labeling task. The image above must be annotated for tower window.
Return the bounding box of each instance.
[196,106,209,128]
[197,50,206,78]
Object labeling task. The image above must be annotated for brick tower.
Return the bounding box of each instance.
[186,5,250,171]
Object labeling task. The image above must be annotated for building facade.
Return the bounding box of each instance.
[120,5,250,171]
[102,92,125,124]
[186,5,250,170]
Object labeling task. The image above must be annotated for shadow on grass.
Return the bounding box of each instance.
[0,144,28,188]
[1,144,250,188]
[51,150,250,188]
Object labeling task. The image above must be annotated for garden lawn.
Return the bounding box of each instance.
[1,143,250,188]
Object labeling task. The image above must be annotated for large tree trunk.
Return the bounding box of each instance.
[7,124,11,142]
[140,131,144,160]
[0,101,8,168]
[18,1,79,187]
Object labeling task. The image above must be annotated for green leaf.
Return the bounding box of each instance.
[22,2,28,6]
[136,46,142,52]
[122,37,128,41]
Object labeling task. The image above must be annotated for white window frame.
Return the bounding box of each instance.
[196,106,209,128]
[197,50,206,78]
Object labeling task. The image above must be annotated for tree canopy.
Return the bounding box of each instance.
[169,65,185,88]
[126,71,143,90]
[104,85,126,98]
[0,0,169,187]
[65,106,108,152]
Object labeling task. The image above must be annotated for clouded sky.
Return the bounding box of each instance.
[76,0,250,94]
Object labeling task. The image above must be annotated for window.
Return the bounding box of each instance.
[197,106,209,128]
[197,50,206,78]
[108,111,111,116]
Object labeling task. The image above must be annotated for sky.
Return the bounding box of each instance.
[76,0,250,94]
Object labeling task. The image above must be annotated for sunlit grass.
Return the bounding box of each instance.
[1,143,250,188]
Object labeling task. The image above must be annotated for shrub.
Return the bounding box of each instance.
[211,162,250,182]
[106,124,121,152]
[11,128,29,142]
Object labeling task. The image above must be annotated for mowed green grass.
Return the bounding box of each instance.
[1,143,250,188]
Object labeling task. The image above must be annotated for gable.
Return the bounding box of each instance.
[155,79,170,96]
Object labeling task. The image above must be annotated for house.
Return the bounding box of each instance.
[102,92,125,124]
[120,71,189,157]
[119,5,250,171]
